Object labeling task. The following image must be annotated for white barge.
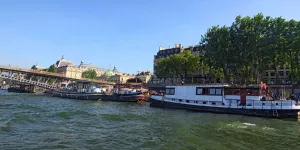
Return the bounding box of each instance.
[150,83,300,118]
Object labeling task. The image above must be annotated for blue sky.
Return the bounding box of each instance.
[1,0,300,74]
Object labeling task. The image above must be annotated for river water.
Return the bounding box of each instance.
[1,91,300,150]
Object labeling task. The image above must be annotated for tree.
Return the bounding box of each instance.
[154,50,200,83]
[82,70,97,79]
[156,13,300,85]
[48,65,55,73]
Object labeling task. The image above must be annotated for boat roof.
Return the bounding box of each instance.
[166,84,229,88]
[166,84,260,89]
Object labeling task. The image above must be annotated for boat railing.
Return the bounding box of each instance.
[225,98,296,110]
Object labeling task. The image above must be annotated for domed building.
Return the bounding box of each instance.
[97,66,135,84]
[104,70,115,76]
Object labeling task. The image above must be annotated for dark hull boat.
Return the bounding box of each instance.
[150,83,300,119]
[53,91,104,100]
[7,87,34,93]
[101,93,145,102]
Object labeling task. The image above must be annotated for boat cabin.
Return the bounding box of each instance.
[162,84,270,106]
[67,81,104,93]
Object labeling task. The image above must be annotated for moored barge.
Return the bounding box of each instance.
[52,81,105,100]
[150,82,300,118]
[101,88,145,102]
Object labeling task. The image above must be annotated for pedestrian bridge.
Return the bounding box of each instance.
[0,65,115,89]
[0,74,56,89]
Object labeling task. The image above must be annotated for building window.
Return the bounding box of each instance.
[265,72,269,76]
[196,87,203,95]
[270,72,275,76]
[279,71,284,76]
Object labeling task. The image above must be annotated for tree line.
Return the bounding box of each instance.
[155,13,300,85]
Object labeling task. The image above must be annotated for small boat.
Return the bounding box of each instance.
[53,81,105,100]
[7,85,35,93]
[150,82,300,119]
[101,89,145,102]
[100,82,146,102]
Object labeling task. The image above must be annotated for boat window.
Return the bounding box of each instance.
[203,101,207,104]
[215,89,222,95]
[186,100,190,103]
[224,88,240,95]
[209,88,216,95]
[196,87,203,95]
[165,88,175,95]
[166,88,170,95]
[212,102,216,105]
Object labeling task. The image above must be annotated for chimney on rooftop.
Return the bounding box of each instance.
[159,46,164,51]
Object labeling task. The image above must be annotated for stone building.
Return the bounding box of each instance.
[262,65,291,84]
[55,56,82,79]
[135,70,152,83]
[97,66,134,84]
[78,61,108,77]
[152,44,204,84]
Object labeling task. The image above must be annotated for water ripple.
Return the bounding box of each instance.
[1,95,300,149]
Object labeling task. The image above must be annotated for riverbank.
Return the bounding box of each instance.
[1,95,300,149]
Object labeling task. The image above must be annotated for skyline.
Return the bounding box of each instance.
[1,0,300,74]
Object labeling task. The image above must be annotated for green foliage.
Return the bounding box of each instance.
[156,13,300,85]
[48,79,55,85]
[155,50,200,82]
[82,70,97,79]
[48,65,55,73]
[199,13,300,84]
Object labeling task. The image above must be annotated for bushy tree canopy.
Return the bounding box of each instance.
[82,70,97,79]
[156,13,300,85]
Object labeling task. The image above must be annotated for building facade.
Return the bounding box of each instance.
[78,61,108,77]
[152,44,204,84]
[97,66,135,84]
[56,65,82,79]
[53,56,113,79]
[262,65,291,84]
[135,71,152,83]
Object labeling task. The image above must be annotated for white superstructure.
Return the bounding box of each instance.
[151,84,300,110]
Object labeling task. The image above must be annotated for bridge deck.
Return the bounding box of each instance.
[0,66,115,85]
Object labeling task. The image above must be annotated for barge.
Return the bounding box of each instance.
[52,81,105,100]
[101,89,145,102]
[150,82,300,118]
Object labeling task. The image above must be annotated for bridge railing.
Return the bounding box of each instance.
[0,65,115,85]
